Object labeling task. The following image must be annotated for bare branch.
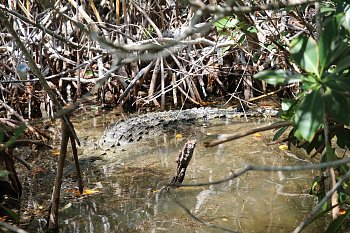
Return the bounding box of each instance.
[190,0,319,15]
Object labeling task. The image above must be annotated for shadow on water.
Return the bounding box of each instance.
[47,111,326,233]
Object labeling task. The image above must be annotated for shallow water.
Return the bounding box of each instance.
[56,110,324,233]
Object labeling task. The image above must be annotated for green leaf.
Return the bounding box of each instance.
[309,176,321,195]
[325,77,350,92]
[325,144,337,161]
[254,70,303,85]
[325,89,350,124]
[290,36,320,76]
[247,26,257,33]
[320,7,336,14]
[342,6,350,31]
[319,14,350,73]
[85,70,94,76]
[335,55,350,72]
[279,98,298,121]
[294,90,324,141]
[0,204,19,223]
[281,99,294,111]
[305,134,324,155]
[213,17,237,30]
[319,16,338,72]
[301,74,318,91]
[0,170,9,177]
[237,34,245,44]
[273,126,289,141]
[324,78,350,124]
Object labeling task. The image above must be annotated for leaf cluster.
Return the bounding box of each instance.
[254,2,350,231]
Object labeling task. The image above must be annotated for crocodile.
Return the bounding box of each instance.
[99,107,278,148]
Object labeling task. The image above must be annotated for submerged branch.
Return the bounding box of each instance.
[204,121,292,147]
[175,157,350,187]
[174,197,239,233]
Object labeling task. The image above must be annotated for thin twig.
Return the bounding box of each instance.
[190,0,319,14]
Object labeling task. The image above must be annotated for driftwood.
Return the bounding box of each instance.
[167,140,197,189]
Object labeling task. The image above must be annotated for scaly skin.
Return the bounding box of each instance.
[99,107,277,148]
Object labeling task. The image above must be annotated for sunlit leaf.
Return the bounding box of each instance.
[279,145,288,150]
[247,26,257,33]
[213,17,238,30]
[294,90,324,141]
[281,99,294,111]
[342,7,350,31]
[310,176,321,195]
[290,36,319,76]
[176,134,183,138]
[254,133,262,137]
[279,99,298,121]
[301,75,318,91]
[254,70,303,85]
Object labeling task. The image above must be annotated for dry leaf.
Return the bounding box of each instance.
[279,145,288,150]
[66,188,100,196]
[51,149,60,156]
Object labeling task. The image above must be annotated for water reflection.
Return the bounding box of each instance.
[59,115,324,232]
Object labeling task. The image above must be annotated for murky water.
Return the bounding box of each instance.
[56,110,325,233]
